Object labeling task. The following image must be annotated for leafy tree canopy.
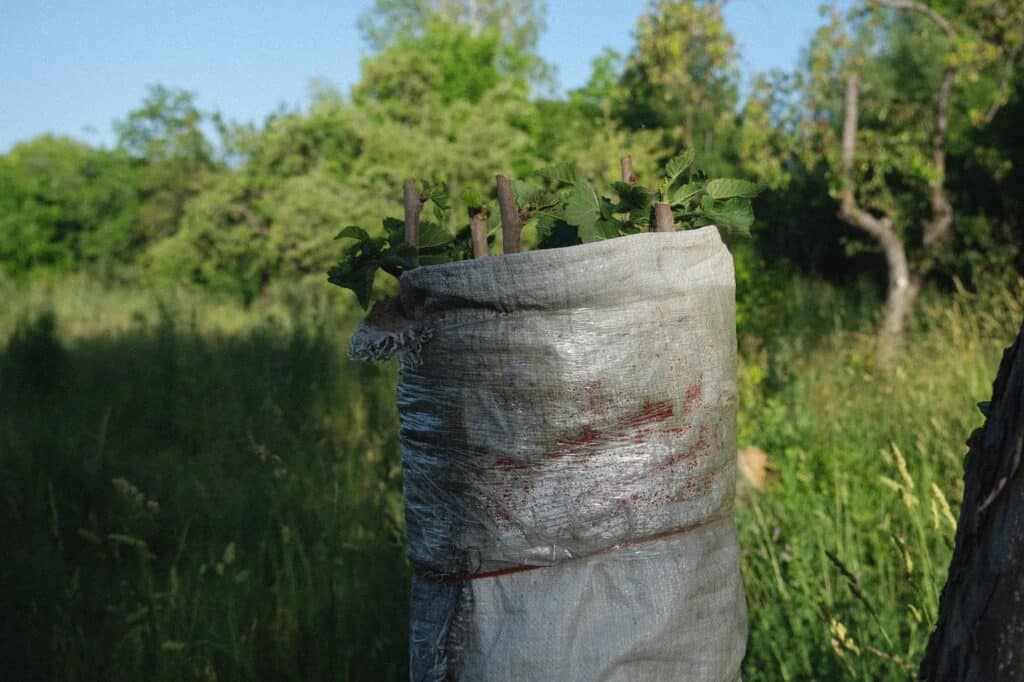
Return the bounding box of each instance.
[358,0,546,54]
[615,0,740,173]
[0,135,140,276]
[115,84,215,168]
[354,18,511,114]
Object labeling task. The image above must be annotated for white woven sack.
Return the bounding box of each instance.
[352,227,747,681]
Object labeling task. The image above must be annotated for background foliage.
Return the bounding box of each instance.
[2,0,1023,679]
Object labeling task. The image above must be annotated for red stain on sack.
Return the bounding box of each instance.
[552,398,679,454]
[482,377,713,526]
[682,382,703,412]
[621,400,674,430]
[551,426,604,458]
[644,424,709,479]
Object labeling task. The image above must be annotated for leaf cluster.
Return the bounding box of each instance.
[513,151,760,249]
[328,152,762,308]
[656,150,761,236]
[327,181,485,307]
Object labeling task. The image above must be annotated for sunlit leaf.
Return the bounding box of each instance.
[564,180,600,234]
[335,225,369,241]
[706,178,763,200]
[703,197,754,236]
[537,162,581,186]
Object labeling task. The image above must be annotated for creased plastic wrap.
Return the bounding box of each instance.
[351,227,747,681]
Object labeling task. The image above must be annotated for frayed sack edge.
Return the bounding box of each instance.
[349,322,434,368]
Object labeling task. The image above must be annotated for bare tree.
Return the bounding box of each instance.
[837,0,955,357]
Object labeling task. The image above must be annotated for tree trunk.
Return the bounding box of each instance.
[495,174,522,254]
[919,320,1024,681]
[879,253,921,358]
[838,73,920,358]
[837,2,957,357]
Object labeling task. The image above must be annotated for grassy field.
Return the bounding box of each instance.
[1,274,1020,680]
[737,280,1021,679]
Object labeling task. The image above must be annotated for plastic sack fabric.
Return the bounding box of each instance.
[351,227,747,681]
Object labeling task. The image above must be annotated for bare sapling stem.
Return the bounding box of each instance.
[653,202,674,232]
[620,155,637,187]
[495,174,522,254]
[402,179,423,255]
[469,209,489,259]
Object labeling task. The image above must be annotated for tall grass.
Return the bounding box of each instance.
[1,283,408,680]
[736,280,1022,680]
[1,275,1020,680]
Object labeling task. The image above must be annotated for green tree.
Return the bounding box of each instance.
[143,95,368,300]
[521,48,665,185]
[615,0,740,172]
[115,85,218,244]
[358,0,546,54]
[353,18,511,120]
[146,168,346,301]
[148,16,548,301]
[737,70,800,193]
[801,0,1024,354]
[358,0,549,86]
[349,18,543,227]
[0,136,139,276]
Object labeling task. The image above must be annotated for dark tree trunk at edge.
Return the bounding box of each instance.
[920,320,1024,680]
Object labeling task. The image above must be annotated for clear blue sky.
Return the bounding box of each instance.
[0,1,825,152]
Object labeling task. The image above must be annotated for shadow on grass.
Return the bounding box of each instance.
[0,312,409,681]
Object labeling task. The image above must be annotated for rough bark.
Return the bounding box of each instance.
[495,174,522,254]
[653,202,675,232]
[620,155,637,187]
[402,179,423,252]
[920,320,1024,680]
[469,210,489,259]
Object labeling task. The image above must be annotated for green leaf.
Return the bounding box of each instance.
[382,217,405,242]
[703,198,754,236]
[612,182,655,212]
[705,178,763,200]
[513,180,558,210]
[669,182,703,206]
[420,179,450,225]
[579,218,621,243]
[461,188,487,211]
[564,180,600,233]
[359,236,387,258]
[327,260,378,309]
[417,220,452,249]
[381,244,417,273]
[660,150,696,196]
[335,225,369,241]
[536,217,581,249]
[416,254,452,266]
[664,150,695,181]
[519,216,540,251]
[421,180,449,208]
[537,162,581,186]
[629,210,650,232]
